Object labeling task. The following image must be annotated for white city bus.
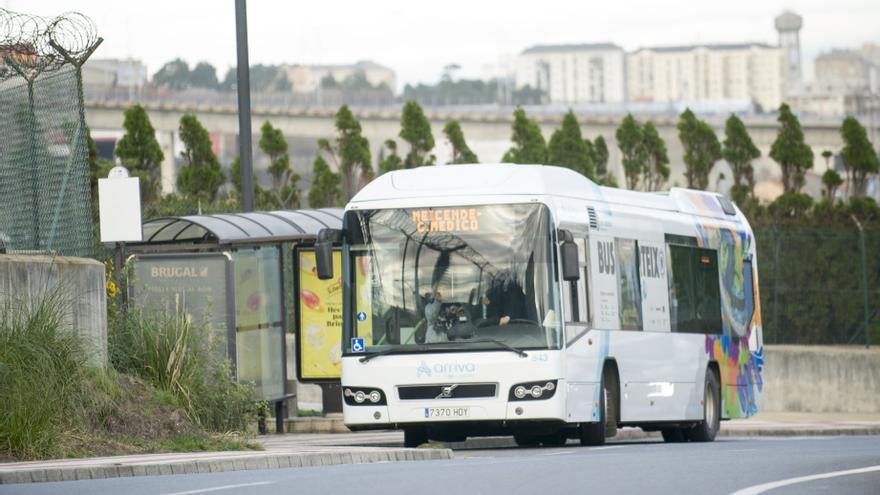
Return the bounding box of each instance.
[315,164,764,447]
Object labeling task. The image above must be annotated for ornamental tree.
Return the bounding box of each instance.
[616,113,646,190]
[548,111,594,178]
[502,107,547,164]
[722,114,760,202]
[678,108,721,190]
[114,104,164,203]
[443,120,478,164]
[176,113,224,201]
[400,101,435,167]
[840,116,879,197]
[769,104,814,193]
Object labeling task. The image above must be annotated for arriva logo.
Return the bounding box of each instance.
[416,361,432,378]
[416,361,477,378]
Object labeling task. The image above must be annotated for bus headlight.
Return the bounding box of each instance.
[509,380,558,401]
[343,387,387,406]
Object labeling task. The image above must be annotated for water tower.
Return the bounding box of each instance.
[775,10,803,96]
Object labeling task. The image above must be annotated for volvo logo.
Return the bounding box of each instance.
[436,384,459,399]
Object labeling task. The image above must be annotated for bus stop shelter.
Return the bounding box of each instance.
[124,208,343,428]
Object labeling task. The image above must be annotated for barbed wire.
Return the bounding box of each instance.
[0,8,101,81]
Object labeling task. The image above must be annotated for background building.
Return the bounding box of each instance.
[626,43,783,111]
[281,60,396,94]
[814,48,878,93]
[515,43,626,104]
[82,58,148,89]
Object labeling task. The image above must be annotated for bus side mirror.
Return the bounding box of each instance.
[315,228,343,280]
[558,229,580,282]
[315,240,334,280]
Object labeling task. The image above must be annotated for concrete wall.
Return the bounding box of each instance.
[0,255,107,367]
[763,345,880,414]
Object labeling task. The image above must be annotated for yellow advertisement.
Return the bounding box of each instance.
[298,250,343,380]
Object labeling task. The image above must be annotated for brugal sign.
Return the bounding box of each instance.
[98,166,143,243]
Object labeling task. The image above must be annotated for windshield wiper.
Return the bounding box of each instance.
[358,347,405,363]
[466,338,529,358]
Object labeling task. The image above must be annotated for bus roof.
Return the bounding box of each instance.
[349,164,739,221]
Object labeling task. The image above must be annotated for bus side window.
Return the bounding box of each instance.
[563,245,580,323]
[667,244,722,334]
[615,239,642,331]
[563,236,590,324]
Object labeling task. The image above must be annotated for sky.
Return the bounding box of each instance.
[4,0,880,90]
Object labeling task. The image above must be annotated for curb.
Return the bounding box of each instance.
[719,427,880,437]
[0,448,453,485]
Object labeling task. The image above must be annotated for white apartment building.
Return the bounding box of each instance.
[82,58,148,89]
[627,44,784,111]
[515,43,626,104]
[281,60,396,94]
[814,48,879,93]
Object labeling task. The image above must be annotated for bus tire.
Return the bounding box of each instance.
[684,370,721,442]
[580,366,616,446]
[404,427,428,448]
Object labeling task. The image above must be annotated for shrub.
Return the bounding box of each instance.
[108,307,257,432]
[0,289,91,458]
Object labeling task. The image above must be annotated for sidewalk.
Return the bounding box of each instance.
[2,412,878,485]
[0,444,452,485]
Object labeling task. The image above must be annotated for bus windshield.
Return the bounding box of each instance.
[343,203,561,356]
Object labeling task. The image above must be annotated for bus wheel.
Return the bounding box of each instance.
[513,432,541,447]
[661,428,686,443]
[580,367,616,446]
[684,370,721,442]
[404,427,429,448]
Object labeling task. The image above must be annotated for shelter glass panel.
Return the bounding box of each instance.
[233,246,285,401]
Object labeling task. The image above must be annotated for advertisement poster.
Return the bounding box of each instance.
[128,254,230,348]
[298,250,343,380]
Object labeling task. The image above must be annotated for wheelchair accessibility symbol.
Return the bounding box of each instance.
[351,338,365,353]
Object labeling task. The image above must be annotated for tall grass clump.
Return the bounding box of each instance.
[109,306,257,433]
[0,289,91,459]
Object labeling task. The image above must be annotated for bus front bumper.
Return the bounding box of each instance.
[343,386,571,428]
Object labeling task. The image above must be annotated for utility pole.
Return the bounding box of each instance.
[235,0,255,212]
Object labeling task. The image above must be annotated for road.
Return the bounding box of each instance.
[2,436,879,495]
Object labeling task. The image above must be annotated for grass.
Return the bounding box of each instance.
[108,305,258,433]
[158,433,261,453]
[0,285,262,461]
[0,288,92,459]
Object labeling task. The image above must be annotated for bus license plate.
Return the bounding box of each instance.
[424,407,469,419]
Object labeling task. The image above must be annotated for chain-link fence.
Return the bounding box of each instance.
[0,67,93,256]
[0,9,101,257]
[756,227,879,346]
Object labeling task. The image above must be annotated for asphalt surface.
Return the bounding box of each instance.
[2,436,879,495]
